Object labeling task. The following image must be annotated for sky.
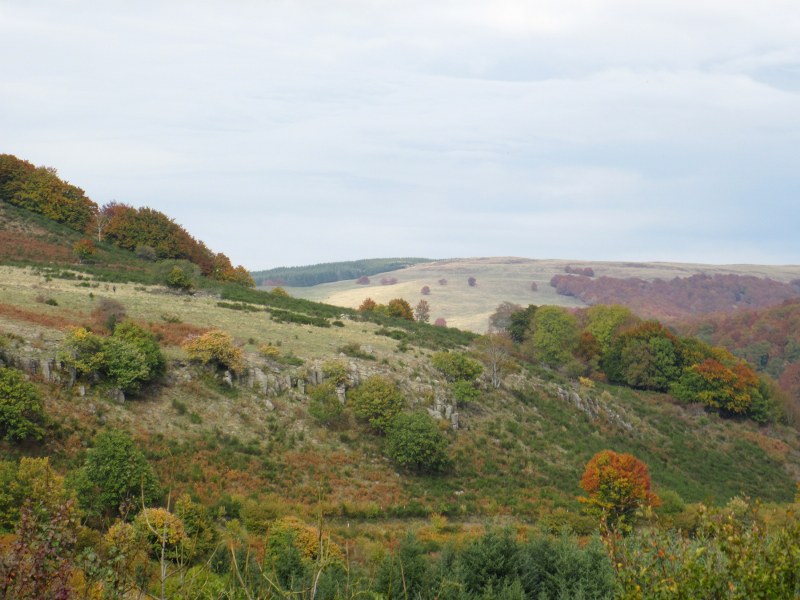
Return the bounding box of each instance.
[2,0,800,269]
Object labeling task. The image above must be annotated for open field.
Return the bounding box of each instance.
[281,257,800,332]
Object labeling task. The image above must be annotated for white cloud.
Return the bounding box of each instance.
[1,0,799,267]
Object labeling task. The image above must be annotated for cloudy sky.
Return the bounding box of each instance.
[2,1,799,269]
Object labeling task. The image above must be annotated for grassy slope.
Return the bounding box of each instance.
[1,203,799,553]
[283,257,800,332]
[1,265,798,519]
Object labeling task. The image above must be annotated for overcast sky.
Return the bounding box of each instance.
[2,1,799,269]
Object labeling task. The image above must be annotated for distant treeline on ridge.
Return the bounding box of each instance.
[252,258,433,287]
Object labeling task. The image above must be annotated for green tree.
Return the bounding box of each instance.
[585,304,638,354]
[602,321,686,391]
[0,367,45,442]
[385,412,450,472]
[525,306,580,367]
[111,322,165,380]
[375,532,431,598]
[75,430,160,519]
[507,305,537,344]
[431,351,483,382]
[165,264,196,292]
[350,375,405,433]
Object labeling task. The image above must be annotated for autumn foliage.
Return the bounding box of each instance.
[550,273,800,320]
[580,450,658,528]
[0,154,254,287]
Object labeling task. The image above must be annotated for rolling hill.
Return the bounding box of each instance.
[277,257,800,332]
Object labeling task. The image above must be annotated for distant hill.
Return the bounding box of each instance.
[550,273,800,320]
[251,257,433,287]
[285,257,800,332]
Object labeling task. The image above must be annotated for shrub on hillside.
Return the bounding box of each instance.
[350,375,405,433]
[60,323,165,393]
[0,367,45,441]
[183,329,244,373]
[385,412,450,472]
[75,429,160,519]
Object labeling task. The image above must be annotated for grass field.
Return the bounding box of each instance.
[280,257,800,332]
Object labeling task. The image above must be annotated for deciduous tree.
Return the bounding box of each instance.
[580,450,658,529]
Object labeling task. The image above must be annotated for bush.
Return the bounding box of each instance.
[0,367,45,441]
[431,351,483,382]
[75,429,160,519]
[60,322,165,393]
[350,375,405,433]
[309,381,345,425]
[386,412,450,472]
[183,329,244,373]
[105,321,165,392]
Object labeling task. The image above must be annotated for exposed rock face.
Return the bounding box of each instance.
[427,392,459,430]
[551,384,633,431]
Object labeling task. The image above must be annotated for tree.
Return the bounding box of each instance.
[468,276,477,287]
[93,204,114,242]
[76,430,160,519]
[507,305,537,344]
[183,329,244,373]
[489,302,523,332]
[72,238,96,263]
[602,321,685,391]
[434,317,447,327]
[525,306,580,367]
[530,281,538,291]
[375,532,431,599]
[0,367,45,442]
[165,264,195,292]
[431,351,483,382]
[438,278,448,286]
[475,332,514,389]
[421,285,431,295]
[671,349,768,418]
[414,299,431,323]
[358,297,377,313]
[106,321,165,392]
[579,450,659,530]
[585,305,638,355]
[386,413,450,472]
[350,375,405,433]
[356,276,370,285]
[387,298,414,320]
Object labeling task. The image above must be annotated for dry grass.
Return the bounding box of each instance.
[286,257,800,332]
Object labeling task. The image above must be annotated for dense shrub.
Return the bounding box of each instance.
[75,430,160,519]
[350,375,405,433]
[183,329,244,373]
[386,412,450,472]
[431,351,483,382]
[60,322,165,393]
[0,367,45,442]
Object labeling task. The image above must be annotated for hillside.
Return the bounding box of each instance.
[280,257,800,332]
[251,258,434,287]
[2,176,800,596]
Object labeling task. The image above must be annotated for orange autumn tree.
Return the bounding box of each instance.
[580,450,659,530]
